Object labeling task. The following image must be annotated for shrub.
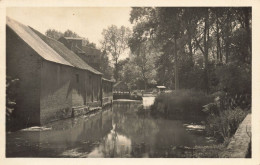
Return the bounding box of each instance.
[151,89,213,119]
[205,107,247,142]
[6,76,19,132]
[216,64,251,109]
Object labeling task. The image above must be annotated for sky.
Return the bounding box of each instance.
[7,7,133,48]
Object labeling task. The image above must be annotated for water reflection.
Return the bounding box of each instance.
[6,101,216,158]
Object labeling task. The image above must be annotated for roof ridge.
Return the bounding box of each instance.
[7,17,73,67]
[30,27,102,75]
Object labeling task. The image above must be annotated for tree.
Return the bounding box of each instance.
[130,7,185,90]
[130,7,251,94]
[152,8,184,90]
[99,50,113,79]
[45,29,63,40]
[129,40,157,90]
[117,58,130,81]
[6,76,19,131]
[211,8,223,63]
[155,41,175,88]
[45,29,97,48]
[182,8,199,65]
[194,8,211,93]
[120,57,140,90]
[63,29,80,38]
[82,38,96,48]
[100,25,131,82]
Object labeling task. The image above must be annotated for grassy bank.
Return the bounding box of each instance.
[150,89,213,121]
[150,89,250,157]
[204,107,247,142]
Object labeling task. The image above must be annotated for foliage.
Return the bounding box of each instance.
[128,40,158,89]
[100,25,131,81]
[99,50,113,79]
[202,90,249,142]
[45,29,63,40]
[216,64,251,105]
[45,29,96,48]
[6,76,19,131]
[63,29,80,38]
[205,107,247,142]
[129,7,251,97]
[116,52,157,90]
[130,7,185,90]
[150,89,213,119]
[119,57,140,89]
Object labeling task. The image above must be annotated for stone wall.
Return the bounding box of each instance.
[220,113,251,158]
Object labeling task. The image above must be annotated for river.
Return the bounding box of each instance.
[6,101,217,158]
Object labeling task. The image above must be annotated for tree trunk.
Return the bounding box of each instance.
[244,8,251,63]
[188,33,193,65]
[225,39,229,63]
[144,79,147,91]
[187,19,193,65]
[174,36,179,90]
[204,8,209,93]
[114,58,118,82]
[225,9,231,64]
[216,12,221,63]
[220,38,223,63]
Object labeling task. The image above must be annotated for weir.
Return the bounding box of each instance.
[142,96,155,109]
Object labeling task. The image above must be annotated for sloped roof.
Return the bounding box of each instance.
[81,46,101,57]
[73,45,85,54]
[6,17,72,67]
[30,28,102,75]
[113,81,128,89]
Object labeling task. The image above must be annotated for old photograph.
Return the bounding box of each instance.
[5,6,252,159]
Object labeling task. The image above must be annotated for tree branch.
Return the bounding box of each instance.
[194,37,205,55]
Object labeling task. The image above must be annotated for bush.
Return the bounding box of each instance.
[150,89,213,119]
[6,76,19,132]
[205,107,247,142]
[215,64,251,109]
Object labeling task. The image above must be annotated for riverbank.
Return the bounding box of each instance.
[184,113,251,158]
[149,90,251,158]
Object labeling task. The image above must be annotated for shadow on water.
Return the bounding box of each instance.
[6,101,217,158]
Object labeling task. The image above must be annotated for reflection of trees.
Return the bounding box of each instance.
[112,102,159,157]
[99,109,131,157]
[114,103,158,138]
[111,124,118,157]
[151,120,194,157]
[109,102,206,158]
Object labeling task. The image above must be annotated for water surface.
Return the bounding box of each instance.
[6,101,216,158]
